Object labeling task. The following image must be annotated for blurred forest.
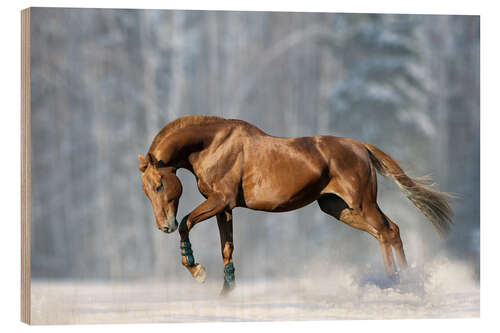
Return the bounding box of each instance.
[30,8,479,283]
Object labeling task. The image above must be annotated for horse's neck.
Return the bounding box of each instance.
[153,126,216,169]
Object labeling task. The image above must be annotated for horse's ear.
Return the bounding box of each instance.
[138,154,148,172]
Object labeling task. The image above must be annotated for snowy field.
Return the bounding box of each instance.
[30,258,479,325]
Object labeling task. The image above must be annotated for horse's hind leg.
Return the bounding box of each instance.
[382,214,408,272]
[378,234,397,279]
[317,195,398,279]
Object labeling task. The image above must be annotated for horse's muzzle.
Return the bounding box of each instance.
[161,217,179,234]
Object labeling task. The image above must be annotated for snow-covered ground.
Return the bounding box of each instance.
[30,258,479,324]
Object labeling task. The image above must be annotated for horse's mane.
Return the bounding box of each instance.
[148,115,227,153]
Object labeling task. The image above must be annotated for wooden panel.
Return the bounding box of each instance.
[21,7,31,325]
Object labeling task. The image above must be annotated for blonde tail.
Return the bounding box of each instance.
[362,143,454,238]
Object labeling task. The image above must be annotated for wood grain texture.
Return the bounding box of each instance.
[21,7,31,325]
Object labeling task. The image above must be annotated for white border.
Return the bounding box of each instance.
[1,1,498,332]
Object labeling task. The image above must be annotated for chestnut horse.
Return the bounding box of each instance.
[138,115,453,295]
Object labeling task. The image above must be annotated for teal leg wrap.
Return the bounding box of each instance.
[180,239,195,267]
[223,262,235,288]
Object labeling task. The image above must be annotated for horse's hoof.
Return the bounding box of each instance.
[389,271,400,283]
[193,264,206,283]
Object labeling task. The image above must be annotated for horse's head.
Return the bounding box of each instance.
[138,153,182,233]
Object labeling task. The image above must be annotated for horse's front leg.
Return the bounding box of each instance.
[178,193,228,283]
[216,210,235,296]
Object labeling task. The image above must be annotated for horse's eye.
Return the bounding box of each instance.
[155,182,164,192]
